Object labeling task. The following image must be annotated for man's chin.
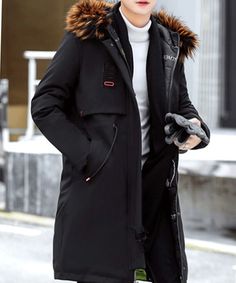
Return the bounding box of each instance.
[133,8,152,17]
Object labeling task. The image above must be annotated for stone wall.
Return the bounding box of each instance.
[4,150,236,230]
[179,174,236,230]
[5,152,62,217]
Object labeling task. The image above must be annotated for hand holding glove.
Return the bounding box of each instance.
[164,113,210,153]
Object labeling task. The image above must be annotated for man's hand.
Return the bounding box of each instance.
[174,117,202,150]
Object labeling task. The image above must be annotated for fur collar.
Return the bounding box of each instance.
[65,0,199,61]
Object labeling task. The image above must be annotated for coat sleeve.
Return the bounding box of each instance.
[31,31,90,171]
[177,62,210,149]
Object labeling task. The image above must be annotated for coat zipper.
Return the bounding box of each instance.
[85,123,118,182]
[169,159,176,187]
[176,195,184,282]
[166,34,182,174]
[168,158,184,281]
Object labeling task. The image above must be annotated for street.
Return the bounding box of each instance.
[0,216,235,283]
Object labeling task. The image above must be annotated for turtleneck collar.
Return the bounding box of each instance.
[119,7,152,42]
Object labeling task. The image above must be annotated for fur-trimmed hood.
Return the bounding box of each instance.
[65,0,199,61]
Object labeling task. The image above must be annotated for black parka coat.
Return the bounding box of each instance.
[31,1,210,283]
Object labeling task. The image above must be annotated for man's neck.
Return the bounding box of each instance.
[120,4,151,28]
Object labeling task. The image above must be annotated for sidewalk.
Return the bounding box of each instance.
[0,209,235,256]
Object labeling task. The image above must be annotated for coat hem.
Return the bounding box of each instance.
[54,271,134,283]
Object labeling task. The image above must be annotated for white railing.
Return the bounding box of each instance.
[23,51,56,140]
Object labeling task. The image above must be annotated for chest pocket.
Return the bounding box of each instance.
[75,57,127,117]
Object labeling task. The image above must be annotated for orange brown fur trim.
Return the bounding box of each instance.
[65,0,113,40]
[155,10,199,61]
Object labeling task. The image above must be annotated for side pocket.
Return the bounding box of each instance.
[85,122,118,182]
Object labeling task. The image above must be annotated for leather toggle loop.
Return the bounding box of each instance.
[103,81,115,87]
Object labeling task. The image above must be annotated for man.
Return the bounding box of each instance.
[31,0,210,283]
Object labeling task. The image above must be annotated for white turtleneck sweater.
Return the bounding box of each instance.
[119,7,151,168]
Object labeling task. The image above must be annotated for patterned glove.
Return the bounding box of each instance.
[164,113,210,148]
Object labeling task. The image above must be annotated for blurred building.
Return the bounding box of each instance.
[0,0,75,140]
[0,0,235,141]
